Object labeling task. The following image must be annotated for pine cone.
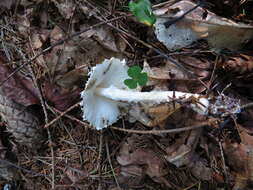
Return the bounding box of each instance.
[0,95,44,149]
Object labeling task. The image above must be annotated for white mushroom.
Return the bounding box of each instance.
[80,57,209,130]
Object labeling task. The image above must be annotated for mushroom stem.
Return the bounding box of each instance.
[95,86,209,114]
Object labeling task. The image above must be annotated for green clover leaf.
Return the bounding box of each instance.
[129,0,156,26]
[124,79,137,89]
[124,66,148,89]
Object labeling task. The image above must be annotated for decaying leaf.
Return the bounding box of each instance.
[222,123,253,189]
[117,135,169,186]
[165,128,201,166]
[93,26,127,53]
[42,80,81,111]
[143,56,212,80]
[0,63,39,107]
[154,0,253,51]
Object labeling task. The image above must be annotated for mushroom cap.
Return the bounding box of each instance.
[80,58,129,130]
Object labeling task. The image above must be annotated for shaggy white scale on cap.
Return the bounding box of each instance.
[80,57,209,130]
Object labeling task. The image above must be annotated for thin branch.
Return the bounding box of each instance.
[105,139,121,189]
[28,36,55,189]
[44,102,81,128]
[110,118,218,134]
[0,159,49,177]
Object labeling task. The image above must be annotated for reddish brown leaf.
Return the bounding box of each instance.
[0,59,39,106]
[117,135,168,186]
[42,80,81,111]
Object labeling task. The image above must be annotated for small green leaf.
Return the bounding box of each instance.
[129,0,156,26]
[124,65,148,89]
[124,79,138,89]
[127,65,142,79]
[137,72,148,86]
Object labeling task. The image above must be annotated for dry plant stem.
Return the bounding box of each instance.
[0,16,127,87]
[110,119,217,134]
[241,102,253,110]
[181,183,199,190]
[98,131,103,190]
[46,103,84,166]
[105,139,121,189]
[28,39,55,189]
[44,102,81,128]
[219,141,228,184]
[0,159,48,177]
[48,105,90,128]
[208,54,219,90]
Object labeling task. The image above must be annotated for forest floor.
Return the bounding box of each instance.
[0,0,253,189]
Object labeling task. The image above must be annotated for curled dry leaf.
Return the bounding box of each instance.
[143,55,212,94]
[79,21,126,53]
[154,0,253,51]
[0,94,43,149]
[143,56,212,80]
[165,128,201,167]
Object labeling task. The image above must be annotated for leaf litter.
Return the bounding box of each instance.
[0,0,253,189]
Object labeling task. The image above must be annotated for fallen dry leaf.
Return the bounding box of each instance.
[143,56,212,80]
[222,141,250,189]
[42,80,81,111]
[165,128,202,167]
[154,0,253,51]
[52,0,76,19]
[117,135,169,186]
[117,148,167,178]
[0,61,39,107]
